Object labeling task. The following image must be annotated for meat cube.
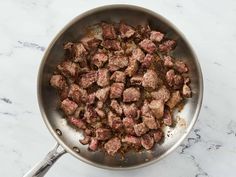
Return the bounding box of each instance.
[96,101,103,109]
[97,69,110,87]
[68,84,88,103]
[95,108,106,118]
[79,135,91,145]
[57,61,78,78]
[123,117,135,134]
[89,138,98,151]
[110,71,126,83]
[142,69,159,90]
[150,86,170,102]
[50,75,67,90]
[69,116,86,129]
[182,84,192,98]
[163,108,173,126]
[87,92,96,105]
[166,91,183,109]
[80,36,101,51]
[159,40,176,52]
[150,31,164,42]
[175,61,188,73]
[134,122,148,136]
[108,55,128,71]
[73,43,87,62]
[123,87,141,102]
[149,100,164,119]
[152,130,163,143]
[142,116,158,129]
[125,57,138,77]
[110,100,123,115]
[141,134,154,150]
[101,23,117,39]
[141,100,153,117]
[79,71,97,88]
[130,75,143,86]
[132,48,145,62]
[84,128,92,135]
[165,69,175,87]
[173,75,184,89]
[122,135,141,146]
[103,40,121,50]
[122,103,138,118]
[108,111,123,130]
[95,128,112,140]
[119,22,135,38]
[110,83,124,99]
[139,39,157,54]
[163,55,174,67]
[59,87,69,100]
[92,52,108,68]
[141,54,154,68]
[125,41,137,55]
[104,137,121,156]
[96,87,110,102]
[61,98,78,115]
[84,106,98,123]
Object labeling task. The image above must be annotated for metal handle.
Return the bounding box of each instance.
[23,143,66,177]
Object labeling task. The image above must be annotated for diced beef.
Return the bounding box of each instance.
[108,55,128,71]
[149,100,164,119]
[141,54,154,68]
[119,22,135,38]
[166,91,183,109]
[80,36,101,51]
[141,100,153,117]
[139,39,157,54]
[110,71,126,83]
[95,108,106,118]
[97,69,110,87]
[134,122,148,136]
[79,71,97,88]
[125,41,137,55]
[142,69,160,90]
[142,116,158,129]
[68,84,88,103]
[84,106,98,123]
[79,135,91,145]
[110,100,123,115]
[95,128,112,140]
[59,87,69,100]
[122,135,141,146]
[84,128,92,135]
[61,98,78,115]
[163,55,174,67]
[150,86,170,102]
[103,40,121,50]
[130,75,143,86]
[108,111,123,130]
[96,101,103,109]
[175,61,188,73]
[87,92,96,105]
[122,103,138,118]
[123,87,141,102]
[96,87,110,102]
[57,61,78,78]
[159,40,176,52]
[73,43,87,62]
[132,48,145,62]
[182,84,192,98]
[122,117,135,134]
[141,134,154,150]
[110,83,124,99]
[101,23,117,39]
[173,74,184,89]
[92,52,108,68]
[50,75,67,90]
[152,130,163,143]
[69,116,86,129]
[165,69,175,87]
[150,31,164,42]
[104,137,121,156]
[163,107,173,126]
[125,57,138,77]
[89,138,98,151]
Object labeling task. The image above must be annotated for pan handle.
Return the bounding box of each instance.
[23,143,66,177]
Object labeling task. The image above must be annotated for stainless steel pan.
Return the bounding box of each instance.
[23,4,203,177]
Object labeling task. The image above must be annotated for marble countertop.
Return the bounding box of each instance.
[1,0,236,177]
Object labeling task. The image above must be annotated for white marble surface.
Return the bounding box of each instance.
[0,0,236,176]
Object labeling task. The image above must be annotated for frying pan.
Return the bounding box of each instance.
[23,4,203,177]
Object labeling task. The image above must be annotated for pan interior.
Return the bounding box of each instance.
[38,5,202,169]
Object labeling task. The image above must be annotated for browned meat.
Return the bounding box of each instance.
[149,100,164,119]
[141,100,153,117]
[84,106,98,124]
[68,84,88,103]
[166,69,175,87]
[119,22,135,38]
[122,117,135,134]
[95,108,106,118]
[97,69,110,87]
[89,138,98,151]
[132,48,145,62]
[79,135,91,145]
[69,116,86,129]
[142,116,158,129]
[166,91,182,109]
[175,61,188,73]
[141,134,154,150]
[122,135,141,146]
[101,23,117,39]
[73,43,87,62]
[61,98,78,115]
[163,55,174,67]
[142,69,160,90]
[182,84,192,98]
[125,57,138,77]
[79,71,97,88]
[80,36,101,51]
[96,128,112,140]
[152,130,163,143]
[123,87,141,102]
[141,54,154,68]
[173,74,184,89]
[96,101,103,109]
[108,111,123,130]
[130,75,143,86]
[150,86,170,102]
[103,40,121,50]
[122,103,138,118]
[150,31,164,42]
[84,128,92,135]
[110,71,126,83]
[134,122,148,136]
[110,100,123,115]
[87,92,96,105]
[50,75,67,90]
[92,52,108,68]
[96,87,110,102]
[139,39,157,54]
[108,55,128,71]
[104,137,121,156]
[57,61,78,78]
[110,83,124,99]
[159,40,176,52]
[163,108,173,126]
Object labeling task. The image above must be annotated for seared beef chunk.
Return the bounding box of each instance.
[122,103,138,118]
[166,91,182,109]
[89,138,98,151]
[108,55,128,71]
[141,134,154,150]
[139,39,157,53]
[103,40,121,50]
[141,54,154,68]
[150,86,170,102]
[119,22,135,38]
[125,57,138,77]
[182,84,192,98]
[80,135,91,145]
[50,75,67,90]
[142,69,160,90]
[123,117,135,134]
[92,52,108,68]
[104,137,121,156]
[108,111,123,130]
[110,83,124,99]
[57,61,78,78]
[123,87,141,102]
[96,87,110,102]
[149,100,164,119]
[163,55,174,67]
[61,98,78,115]
[68,84,88,103]
[150,31,164,42]
[69,116,86,129]
[175,61,188,73]
[96,128,112,140]
[110,71,126,83]
[110,100,123,115]
[122,135,141,146]
[101,23,117,39]
[142,116,158,129]
[97,69,110,87]
[134,122,148,136]
[152,129,163,143]
[159,40,176,52]
[163,107,173,126]
[79,71,97,88]
[132,48,145,62]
